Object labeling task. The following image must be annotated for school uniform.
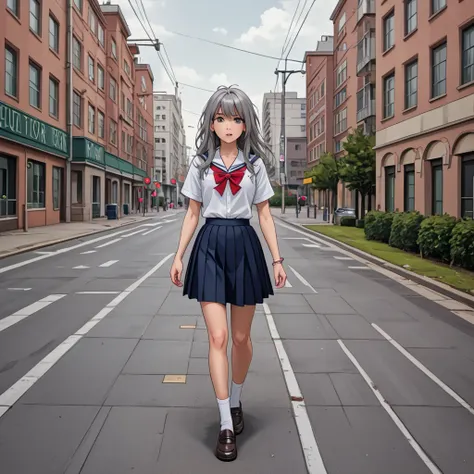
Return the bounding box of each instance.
[180,148,275,307]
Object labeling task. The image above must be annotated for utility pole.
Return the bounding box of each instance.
[274,63,306,214]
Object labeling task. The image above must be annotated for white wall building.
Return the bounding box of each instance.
[262,92,307,183]
[153,93,186,203]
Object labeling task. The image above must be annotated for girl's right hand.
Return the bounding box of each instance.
[170,258,183,287]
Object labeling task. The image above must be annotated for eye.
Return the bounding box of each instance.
[234,118,243,124]
[215,117,224,123]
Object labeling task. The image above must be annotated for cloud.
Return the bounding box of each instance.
[209,73,229,86]
[235,7,288,44]
[212,27,228,35]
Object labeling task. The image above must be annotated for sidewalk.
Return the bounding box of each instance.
[270,206,330,225]
[0,210,183,259]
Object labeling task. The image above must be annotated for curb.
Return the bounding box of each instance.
[274,215,474,310]
[0,217,154,260]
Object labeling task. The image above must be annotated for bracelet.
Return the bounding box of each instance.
[272,257,284,266]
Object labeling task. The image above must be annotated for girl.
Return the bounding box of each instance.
[170,85,287,462]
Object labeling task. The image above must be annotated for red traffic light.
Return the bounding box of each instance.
[144,177,151,185]
[170,178,176,185]
[154,181,161,189]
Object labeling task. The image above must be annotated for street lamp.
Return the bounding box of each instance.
[275,65,306,214]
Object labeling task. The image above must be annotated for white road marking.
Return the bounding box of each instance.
[263,302,328,474]
[0,224,152,275]
[75,291,121,295]
[0,294,66,333]
[142,225,162,236]
[348,266,370,270]
[80,250,96,255]
[121,229,146,238]
[95,238,122,248]
[338,339,442,474]
[73,265,89,269]
[99,260,118,268]
[288,265,318,293]
[372,324,474,416]
[34,251,55,255]
[333,256,354,260]
[161,219,177,223]
[302,243,321,248]
[0,253,175,418]
[284,279,292,288]
[7,288,31,291]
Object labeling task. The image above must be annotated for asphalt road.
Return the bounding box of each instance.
[0,211,474,474]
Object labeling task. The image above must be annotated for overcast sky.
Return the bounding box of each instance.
[114,0,338,151]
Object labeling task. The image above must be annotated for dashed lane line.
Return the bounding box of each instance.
[288,265,318,293]
[338,339,442,474]
[262,302,328,474]
[0,294,66,333]
[99,260,119,268]
[0,253,175,418]
[142,225,162,236]
[95,238,122,248]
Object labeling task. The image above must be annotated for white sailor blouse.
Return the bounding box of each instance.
[180,148,275,219]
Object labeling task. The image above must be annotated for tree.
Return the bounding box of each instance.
[338,127,376,219]
[305,152,340,212]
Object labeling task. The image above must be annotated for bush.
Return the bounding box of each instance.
[417,214,458,263]
[364,210,394,243]
[356,219,365,229]
[450,219,474,270]
[269,195,297,207]
[340,216,356,227]
[389,211,425,253]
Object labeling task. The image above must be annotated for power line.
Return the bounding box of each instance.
[282,0,308,57]
[285,0,318,59]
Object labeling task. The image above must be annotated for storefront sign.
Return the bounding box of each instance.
[85,140,105,164]
[0,101,68,157]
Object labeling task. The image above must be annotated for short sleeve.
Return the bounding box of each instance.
[180,157,203,202]
[253,158,275,204]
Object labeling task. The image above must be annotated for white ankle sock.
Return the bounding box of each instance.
[230,381,243,408]
[217,397,233,432]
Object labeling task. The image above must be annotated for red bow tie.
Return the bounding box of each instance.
[210,164,246,196]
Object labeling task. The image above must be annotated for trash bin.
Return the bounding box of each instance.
[123,203,129,215]
[106,203,118,220]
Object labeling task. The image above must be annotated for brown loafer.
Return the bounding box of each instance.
[231,402,244,435]
[215,429,237,462]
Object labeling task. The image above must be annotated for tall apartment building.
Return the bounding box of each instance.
[152,93,186,204]
[1,0,69,231]
[262,91,306,186]
[376,0,474,219]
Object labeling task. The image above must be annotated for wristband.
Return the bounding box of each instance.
[272,257,284,266]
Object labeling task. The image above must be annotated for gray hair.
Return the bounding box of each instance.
[193,85,274,179]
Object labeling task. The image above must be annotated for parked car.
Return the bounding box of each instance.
[333,207,356,224]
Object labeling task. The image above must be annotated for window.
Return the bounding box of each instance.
[27,160,45,209]
[73,36,82,70]
[88,8,96,35]
[98,110,105,139]
[49,77,59,118]
[97,64,104,89]
[335,108,347,135]
[405,60,418,109]
[88,55,95,82]
[335,87,347,107]
[48,16,59,53]
[383,73,395,118]
[405,0,417,36]
[385,166,395,212]
[73,0,82,11]
[124,59,131,76]
[7,0,19,16]
[52,167,61,209]
[431,0,446,15]
[0,156,17,217]
[5,45,18,98]
[404,164,415,211]
[111,39,117,59]
[109,120,117,145]
[109,77,117,101]
[30,0,41,35]
[461,25,474,85]
[29,62,41,109]
[336,60,347,87]
[383,11,394,51]
[98,24,105,47]
[73,91,82,127]
[71,171,82,204]
[431,159,443,215]
[431,41,447,98]
[321,80,325,97]
[461,154,474,219]
[88,104,95,134]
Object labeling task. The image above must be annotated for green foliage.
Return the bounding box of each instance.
[269,195,298,207]
[364,210,394,243]
[356,219,365,229]
[389,211,425,253]
[450,219,474,270]
[417,214,458,263]
[340,216,356,227]
[338,127,376,197]
[305,153,339,191]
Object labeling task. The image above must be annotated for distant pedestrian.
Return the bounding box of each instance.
[170,85,286,462]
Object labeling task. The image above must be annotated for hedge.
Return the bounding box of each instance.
[389,211,425,253]
[340,216,356,227]
[450,219,474,270]
[418,214,458,263]
[364,210,394,243]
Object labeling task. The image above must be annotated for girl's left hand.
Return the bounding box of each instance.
[273,263,287,289]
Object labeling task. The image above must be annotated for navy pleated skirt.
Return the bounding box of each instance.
[183,218,274,307]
